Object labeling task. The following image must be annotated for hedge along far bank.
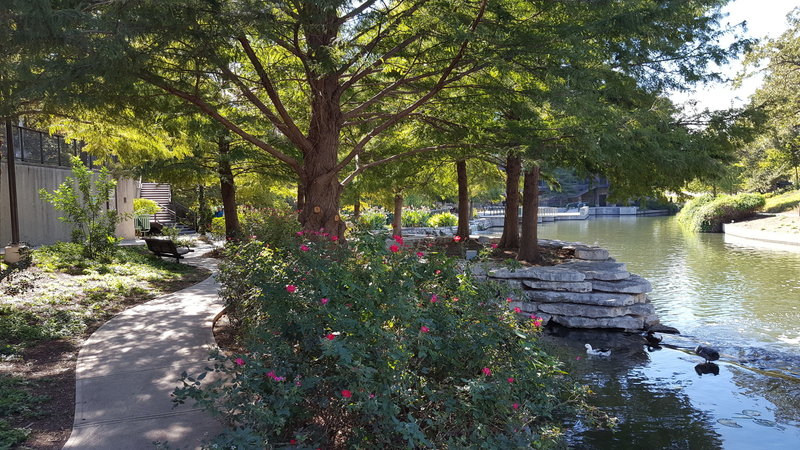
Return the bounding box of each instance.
[677,193,765,233]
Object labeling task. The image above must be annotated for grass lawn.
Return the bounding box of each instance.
[0,243,211,449]
[763,190,800,213]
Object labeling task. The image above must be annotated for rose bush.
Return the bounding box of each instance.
[176,231,593,448]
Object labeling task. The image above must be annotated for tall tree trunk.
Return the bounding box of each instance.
[297,73,346,238]
[218,139,240,240]
[518,165,541,263]
[456,160,470,239]
[297,182,306,213]
[197,184,207,235]
[353,190,361,220]
[499,154,521,249]
[392,193,403,236]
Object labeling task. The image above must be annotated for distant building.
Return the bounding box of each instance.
[539,169,611,207]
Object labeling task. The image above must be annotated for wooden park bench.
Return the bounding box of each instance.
[144,238,193,263]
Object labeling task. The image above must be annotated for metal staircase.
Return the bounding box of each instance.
[138,183,196,234]
[139,183,174,225]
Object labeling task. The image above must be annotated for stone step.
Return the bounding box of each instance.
[488,266,585,282]
[522,279,593,293]
[523,290,647,307]
[554,260,630,281]
[591,274,652,294]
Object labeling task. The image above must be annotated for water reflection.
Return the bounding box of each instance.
[541,328,725,449]
[533,216,800,352]
[499,216,800,448]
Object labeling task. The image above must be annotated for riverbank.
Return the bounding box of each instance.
[724,212,800,247]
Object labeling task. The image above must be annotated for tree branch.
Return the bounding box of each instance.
[139,73,302,174]
[237,36,312,153]
[341,143,480,185]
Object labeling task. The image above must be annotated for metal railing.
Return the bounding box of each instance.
[475,205,560,217]
[0,124,96,168]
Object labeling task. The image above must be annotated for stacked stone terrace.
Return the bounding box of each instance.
[476,240,659,331]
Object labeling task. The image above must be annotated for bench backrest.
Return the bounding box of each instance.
[144,238,178,254]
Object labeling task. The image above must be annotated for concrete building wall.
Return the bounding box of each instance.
[1,160,136,246]
[115,177,136,239]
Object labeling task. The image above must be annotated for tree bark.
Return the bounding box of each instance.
[197,184,207,235]
[296,71,346,239]
[353,190,361,220]
[498,154,521,249]
[518,165,541,263]
[218,139,240,240]
[297,182,306,213]
[456,160,470,239]
[392,193,403,236]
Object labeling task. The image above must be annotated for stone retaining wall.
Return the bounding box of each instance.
[471,239,659,331]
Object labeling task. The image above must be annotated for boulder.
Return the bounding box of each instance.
[488,266,585,282]
[555,260,630,281]
[591,274,652,294]
[524,290,641,307]
[549,314,645,330]
[522,280,593,293]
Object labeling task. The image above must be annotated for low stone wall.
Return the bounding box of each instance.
[471,240,659,331]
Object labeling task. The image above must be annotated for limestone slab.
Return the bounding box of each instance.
[555,260,630,281]
[522,280,593,292]
[549,314,645,330]
[508,301,540,313]
[591,274,652,294]
[536,301,655,318]
[573,247,610,261]
[488,266,585,282]
[524,290,637,306]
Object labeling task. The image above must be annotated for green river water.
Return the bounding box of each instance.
[490,215,800,449]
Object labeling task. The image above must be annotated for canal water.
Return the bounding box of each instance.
[491,216,800,449]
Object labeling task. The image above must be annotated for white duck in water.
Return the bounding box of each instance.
[585,343,611,357]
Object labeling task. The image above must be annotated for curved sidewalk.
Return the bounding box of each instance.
[724,221,800,247]
[64,255,224,449]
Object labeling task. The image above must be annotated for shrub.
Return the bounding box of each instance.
[39,156,121,260]
[762,190,800,213]
[133,198,161,216]
[240,206,301,249]
[427,212,458,227]
[401,208,431,227]
[356,209,387,230]
[678,193,765,232]
[175,231,590,448]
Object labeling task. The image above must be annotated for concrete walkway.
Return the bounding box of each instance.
[64,252,224,449]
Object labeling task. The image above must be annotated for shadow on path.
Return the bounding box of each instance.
[63,253,224,449]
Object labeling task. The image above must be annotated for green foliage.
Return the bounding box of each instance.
[0,304,84,354]
[427,212,458,228]
[763,190,800,213]
[401,208,431,227]
[0,375,43,447]
[356,210,388,230]
[0,418,29,448]
[38,156,121,260]
[678,193,766,232]
[0,244,203,357]
[133,198,161,215]
[211,205,301,247]
[176,231,584,448]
